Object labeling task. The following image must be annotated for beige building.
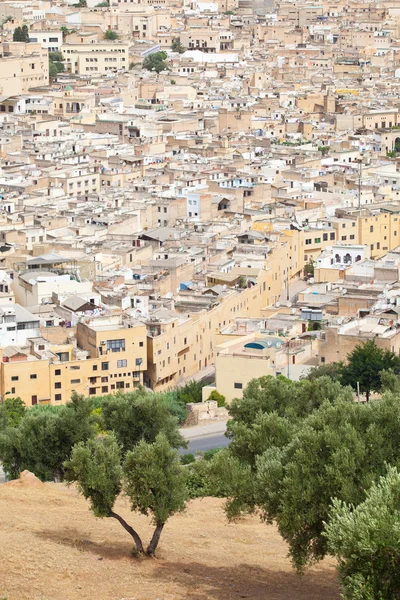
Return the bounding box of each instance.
[203,332,316,403]
[0,42,49,96]
[0,317,147,406]
[61,41,129,76]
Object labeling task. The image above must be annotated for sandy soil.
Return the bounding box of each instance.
[0,475,340,600]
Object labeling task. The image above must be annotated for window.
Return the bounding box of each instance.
[11,387,15,394]
[139,341,144,347]
[55,369,61,376]
[377,242,380,250]
[102,386,108,393]
[93,365,98,371]
[30,374,37,380]
[55,394,62,401]
[135,358,143,366]
[350,235,355,240]
[101,362,109,371]
[11,376,18,381]
[71,379,81,384]
[305,238,311,245]
[31,395,38,405]
[116,381,124,389]
[370,226,374,233]
[342,236,347,241]
[234,382,243,389]
[89,388,96,395]
[133,371,140,378]
[55,382,62,389]
[106,339,125,352]
[323,233,328,241]
[70,365,80,370]
[314,238,321,244]
[321,357,326,364]
[117,359,127,368]
[330,232,335,240]
[101,376,108,383]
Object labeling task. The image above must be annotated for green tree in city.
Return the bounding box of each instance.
[303,362,341,382]
[48,51,65,79]
[103,30,119,40]
[207,390,226,407]
[65,433,188,556]
[339,339,400,401]
[13,25,29,42]
[143,51,169,73]
[212,375,400,571]
[171,37,185,53]
[325,466,400,600]
[0,397,26,429]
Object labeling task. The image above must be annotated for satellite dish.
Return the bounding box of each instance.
[309,277,315,284]
[276,302,281,307]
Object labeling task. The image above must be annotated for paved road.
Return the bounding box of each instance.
[180,421,229,454]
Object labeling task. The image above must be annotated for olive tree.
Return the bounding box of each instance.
[65,433,188,556]
[325,467,400,600]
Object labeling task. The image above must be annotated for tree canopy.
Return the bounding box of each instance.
[325,466,400,600]
[103,30,118,40]
[13,25,29,42]
[143,52,169,73]
[339,339,400,400]
[212,373,400,576]
[65,433,188,555]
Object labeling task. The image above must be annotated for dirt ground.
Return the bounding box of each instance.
[0,475,340,600]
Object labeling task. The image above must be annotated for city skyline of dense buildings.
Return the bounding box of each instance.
[2,0,400,404]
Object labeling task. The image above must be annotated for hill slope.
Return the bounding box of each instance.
[0,477,340,600]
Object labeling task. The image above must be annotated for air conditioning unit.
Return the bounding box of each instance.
[100,340,106,345]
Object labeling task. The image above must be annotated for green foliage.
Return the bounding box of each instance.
[103,30,118,40]
[325,467,400,599]
[49,51,63,62]
[203,447,223,461]
[143,52,169,73]
[304,260,314,277]
[157,390,187,424]
[0,393,96,481]
[65,432,188,556]
[304,362,341,382]
[101,389,186,454]
[13,25,29,42]
[171,37,185,53]
[180,452,196,465]
[238,276,246,289]
[207,390,226,407]
[73,0,87,6]
[387,151,397,159]
[170,79,176,85]
[96,0,109,5]
[186,455,225,499]
[0,397,26,429]
[318,145,329,155]
[177,380,205,405]
[60,26,75,41]
[215,372,400,572]
[124,433,188,527]
[65,434,122,518]
[340,340,400,400]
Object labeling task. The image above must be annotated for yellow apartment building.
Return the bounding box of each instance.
[202,332,316,403]
[61,42,129,76]
[0,317,147,406]
[144,266,281,391]
[0,42,49,96]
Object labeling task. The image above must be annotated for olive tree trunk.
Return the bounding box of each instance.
[146,523,165,556]
[109,511,144,554]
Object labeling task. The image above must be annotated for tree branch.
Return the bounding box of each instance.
[109,511,144,554]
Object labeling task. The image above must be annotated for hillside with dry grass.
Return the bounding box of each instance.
[0,473,340,600]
